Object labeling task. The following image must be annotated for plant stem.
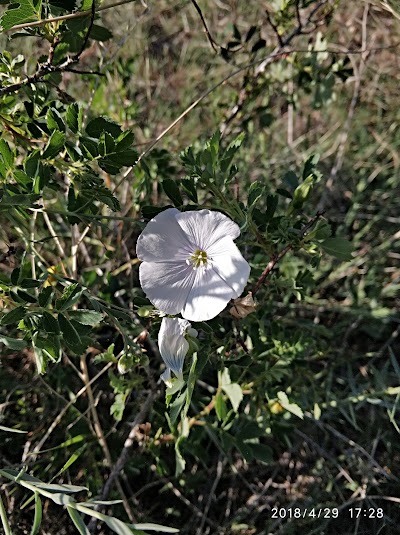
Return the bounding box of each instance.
[0,493,13,535]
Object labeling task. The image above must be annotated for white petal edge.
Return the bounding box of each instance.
[139,261,195,315]
[176,209,240,251]
[158,318,191,378]
[181,267,236,321]
[207,236,250,297]
[136,208,193,263]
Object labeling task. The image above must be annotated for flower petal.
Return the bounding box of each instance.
[176,209,240,251]
[136,208,193,263]
[182,267,236,321]
[158,318,190,377]
[139,261,195,315]
[208,236,250,297]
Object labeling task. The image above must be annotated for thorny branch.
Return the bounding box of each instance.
[0,0,97,97]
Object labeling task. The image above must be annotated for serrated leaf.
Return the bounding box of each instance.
[0,139,14,169]
[66,103,82,134]
[86,116,122,139]
[58,313,81,345]
[0,305,26,325]
[68,309,104,326]
[46,108,65,132]
[30,492,42,535]
[0,335,27,349]
[0,0,42,31]
[42,130,65,159]
[321,237,353,261]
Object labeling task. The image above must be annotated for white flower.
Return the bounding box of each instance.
[136,208,251,321]
[158,317,198,384]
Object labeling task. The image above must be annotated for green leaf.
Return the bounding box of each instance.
[0,193,41,206]
[277,391,304,419]
[42,130,65,159]
[0,0,42,31]
[98,150,137,174]
[220,368,243,412]
[215,392,228,421]
[11,267,21,285]
[55,283,83,311]
[38,286,53,307]
[32,332,47,374]
[42,311,60,334]
[246,443,273,464]
[68,310,104,326]
[17,289,37,303]
[67,506,91,535]
[58,313,82,346]
[162,179,183,207]
[180,178,198,203]
[46,108,65,132]
[103,515,138,535]
[90,24,113,41]
[20,278,42,289]
[222,383,243,413]
[30,493,42,535]
[0,335,27,350]
[0,139,14,169]
[320,237,353,261]
[66,103,82,134]
[0,305,26,325]
[85,116,122,139]
[0,425,27,433]
[128,523,179,533]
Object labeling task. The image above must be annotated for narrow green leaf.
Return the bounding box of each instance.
[67,506,90,535]
[0,425,27,433]
[128,523,179,533]
[0,335,27,350]
[0,139,14,169]
[0,306,26,326]
[0,193,41,206]
[30,493,42,535]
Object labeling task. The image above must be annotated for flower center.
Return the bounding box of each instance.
[188,248,208,269]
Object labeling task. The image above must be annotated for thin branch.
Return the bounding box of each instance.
[265,9,284,47]
[190,0,219,52]
[80,355,136,525]
[0,0,97,97]
[252,211,325,296]
[4,0,138,32]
